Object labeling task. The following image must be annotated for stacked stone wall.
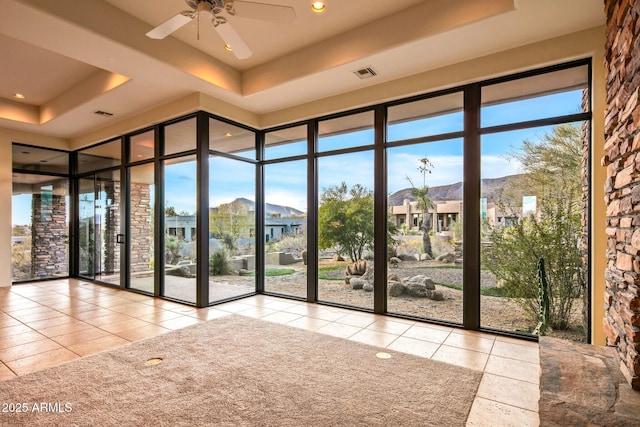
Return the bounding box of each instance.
[129,183,152,273]
[603,0,640,390]
[31,193,68,278]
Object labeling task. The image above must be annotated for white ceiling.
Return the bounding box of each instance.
[0,0,605,141]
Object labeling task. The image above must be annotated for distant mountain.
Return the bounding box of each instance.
[225,197,305,217]
[388,174,525,206]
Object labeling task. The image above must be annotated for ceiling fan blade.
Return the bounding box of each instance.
[233,1,296,24]
[146,12,193,39]
[214,21,253,59]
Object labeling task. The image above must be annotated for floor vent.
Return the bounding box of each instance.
[353,66,378,79]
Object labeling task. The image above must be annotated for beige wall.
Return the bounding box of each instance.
[0,26,608,343]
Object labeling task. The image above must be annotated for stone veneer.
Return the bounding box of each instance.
[128,182,152,274]
[603,0,640,390]
[102,181,152,275]
[31,193,68,278]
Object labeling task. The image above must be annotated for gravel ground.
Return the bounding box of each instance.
[136,259,585,342]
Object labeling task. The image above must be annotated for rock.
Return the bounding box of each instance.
[238,269,249,276]
[333,254,345,262]
[436,252,455,263]
[388,281,405,297]
[388,273,400,282]
[398,254,416,261]
[351,277,367,290]
[363,283,374,292]
[405,275,435,290]
[427,290,444,301]
[389,257,401,267]
[405,282,427,297]
[166,265,192,277]
[419,253,432,261]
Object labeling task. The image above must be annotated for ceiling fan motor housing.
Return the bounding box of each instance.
[186,0,235,16]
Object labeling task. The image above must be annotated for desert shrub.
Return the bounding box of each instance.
[209,250,229,276]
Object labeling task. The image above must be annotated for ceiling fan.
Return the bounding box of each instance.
[146,0,296,59]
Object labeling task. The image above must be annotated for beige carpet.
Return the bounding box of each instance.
[0,315,481,426]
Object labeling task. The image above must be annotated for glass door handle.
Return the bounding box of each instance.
[117,234,125,244]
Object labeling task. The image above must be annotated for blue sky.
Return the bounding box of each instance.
[13,89,584,224]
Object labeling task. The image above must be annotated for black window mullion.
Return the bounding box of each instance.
[256,131,265,294]
[463,84,481,330]
[154,126,163,298]
[307,120,318,302]
[195,111,209,307]
[373,106,387,314]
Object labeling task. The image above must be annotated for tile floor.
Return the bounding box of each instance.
[0,279,540,426]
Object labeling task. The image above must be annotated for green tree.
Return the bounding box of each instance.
[318,183,374,262]
[209,200,253,253]
[406,157,434,257]
[484,124,583,330]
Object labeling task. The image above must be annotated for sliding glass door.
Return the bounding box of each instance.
[78,171,121,285]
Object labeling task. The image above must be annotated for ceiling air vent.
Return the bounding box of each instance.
[353,66,378,80]
[94,110,114,117]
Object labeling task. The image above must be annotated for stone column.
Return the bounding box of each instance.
[602,0,640,390]
[129,183,152,274]
[31,191,68,278]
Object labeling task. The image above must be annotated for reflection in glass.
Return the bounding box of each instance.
[11,174,69,281]
[265,125,307,160]
[318,151,374,310]
[78,178,95,279]
[130,130,155,162]
[387,92,463,141]
[163,155,197,303]
[128,163,155,293]
[318,111,374,152]
[386,140,463,324]
[481,65,589,128]
[264,160,307,298]
[480,122,585,337]
[209,156,256,303]
[165,117,196,155]
[77,171,121,285]
[12,144,69,175]
[210,118,256,159]
[78,139,121,173]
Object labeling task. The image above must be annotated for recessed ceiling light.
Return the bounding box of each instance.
[13,93,25,99]
[311,1,325,13]
[225,132,233,137]
[145,357,163,366]
[224,44,232,52]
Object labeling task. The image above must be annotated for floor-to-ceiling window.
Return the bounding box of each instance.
[386,91,464,324]
[161,117,198,303]
[11,144,70,282]
[208,117,257,303]
[316,111,376,310]
[262,125,308,299]
[479,63,591,340]
[53,59,591,341]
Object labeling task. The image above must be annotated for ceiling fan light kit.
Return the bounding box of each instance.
[145,0,297,59]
